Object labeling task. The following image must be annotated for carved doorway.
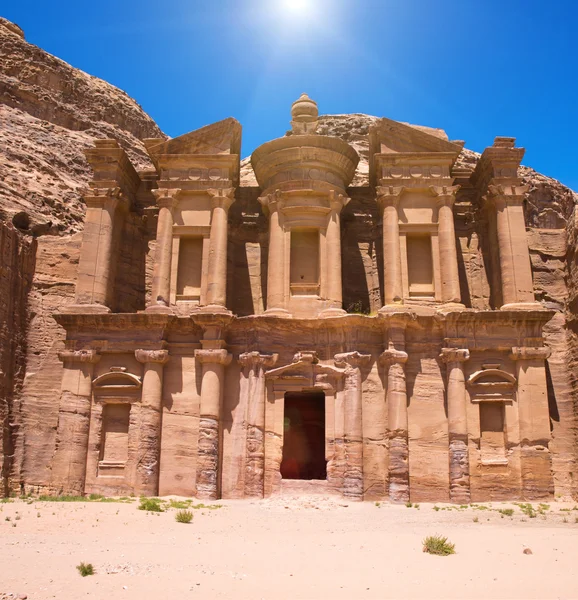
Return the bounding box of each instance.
[280,391,327,480]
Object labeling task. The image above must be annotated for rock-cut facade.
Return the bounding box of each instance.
[53,94,556,502]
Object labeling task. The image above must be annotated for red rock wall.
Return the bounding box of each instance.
[0,223,36,494]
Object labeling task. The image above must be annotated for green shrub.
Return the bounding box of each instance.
[422,535,456,556]
[169,499,192,509]
[499,508,514,517]
[138,497,164,512]
[175,509,193,524]
[76,562,94,577]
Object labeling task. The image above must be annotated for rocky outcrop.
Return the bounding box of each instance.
[0,18,166,492]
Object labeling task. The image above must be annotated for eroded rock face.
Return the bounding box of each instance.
[0,18,166,492]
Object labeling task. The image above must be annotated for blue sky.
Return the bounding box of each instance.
[5,0,577,190]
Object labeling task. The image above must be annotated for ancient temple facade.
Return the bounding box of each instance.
[53,95,554,502]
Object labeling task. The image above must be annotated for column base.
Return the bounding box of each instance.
[264,307,292,318]
[378,303,405,314]
[319,307,347,319]
[198,304,232,315]
[60,303,111,315]
[145,303,173,314]
[437,302,466,314]
[500,302,545,311]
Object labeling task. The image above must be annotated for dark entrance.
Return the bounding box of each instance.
[280,391,327,480]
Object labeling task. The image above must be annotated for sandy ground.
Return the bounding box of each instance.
[1,495,578,600]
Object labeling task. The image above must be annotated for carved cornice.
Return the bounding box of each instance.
[376,185,405,209]
[440,348,470,363]
[152,187,182,209]
[194,349,232,366]
[379,348,408,366]
[135,349,170,365]
[334,351,372,369]
[510,346,551,361]
[58,349,101,364]
[207,187,235,210]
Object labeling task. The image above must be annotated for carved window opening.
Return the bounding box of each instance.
[479,402,507,464]
[100,403,130,466]
[406,234,434,298]
[281,391,326,480]
[176,236,203,301]
[290,229,320,296]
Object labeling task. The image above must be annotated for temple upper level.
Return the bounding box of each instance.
[63,94,543,320]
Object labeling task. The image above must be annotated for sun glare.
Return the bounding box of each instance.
[280,0,315,17]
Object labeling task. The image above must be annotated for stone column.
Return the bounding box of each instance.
[488,184,536,309]
[259,192,290,317]
[52,349,101,494]
[239,352,278,498]
[75,188,126,312]
[440,348,471,503]
[205,188,234,311]
[194,348,232,499]
[148,188,180,311]
[320,192,349,318]
[380,346,409,502]
[334,351,371,500]
[377,186,404,308]
[510,346,553,499]
[431,185,462,306]
[135,349,169,496]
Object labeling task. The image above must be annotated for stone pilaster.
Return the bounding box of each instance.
[135,349,169,495]
[194,348,232,499]
[380,346,409,502]
[488,184,537,309]
[259,191,291,317]
[74,188,128,312]
[510,346,553,499]
[51,349,101,494]
[205,188,234,310]
[431,185,463,307]
[148,188,181,312]
[320,191,349,318]
[238,352,278,498]
[377,186,404,308]
[334,351,371,500]
[440,347,470,503]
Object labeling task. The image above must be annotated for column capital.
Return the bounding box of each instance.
[487,184,529,208]
[258,189,285,214]
[379,348,408,366]
[440,348,470,363]
[135,349,170,365]
[238,351,278,370]
[328,190,350,212]
[152,187,181,209]
[207,187,235,210]
[334,351,372,369]
[58,349,101,364]
[429,185,461,207]
[194,348,232,366]
[510,346,551,361]
[376,185,405,209]
[83,186,128,212]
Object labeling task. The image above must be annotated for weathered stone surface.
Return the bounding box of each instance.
[1,21,577,504]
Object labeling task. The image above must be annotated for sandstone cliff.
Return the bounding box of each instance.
[0,17,166,492]
[1,15,577,498]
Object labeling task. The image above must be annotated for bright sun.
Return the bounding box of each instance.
[281,0,314,16]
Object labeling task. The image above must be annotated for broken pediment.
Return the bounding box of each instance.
[265,351,345,392]
[145,117,242,161]
[369,117,464,156]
